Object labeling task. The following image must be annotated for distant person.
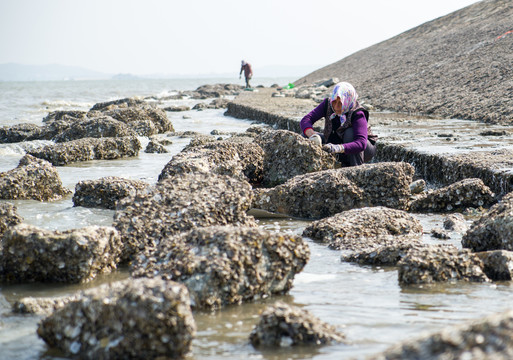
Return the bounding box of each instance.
[300,82,377,167]
[239,60,253,88]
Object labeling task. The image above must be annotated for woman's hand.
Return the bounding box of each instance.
[322,143,345,154]
[304,128,315,138]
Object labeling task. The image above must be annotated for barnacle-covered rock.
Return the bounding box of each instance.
[0,224,122,283]
[37,277,195,359]
[341,235,423,266]
[101,105,174,136]
[431,227,450,239]
[367,310,513,360]
[131,226,309,310]
[113,172,256,261]
[0,202,23,237]
[255,129,337,187]
[0,154,71,201]
[158,139,264,184]
[52,116,137,143]
[0,123,46,143]
[253,162,414,219]
[398,244,489,285]
[462,194,513,252]
[28,136,141,166]
[303,206,422,249]
[409,179,426,194]
[89,97,146,111]
[144,139,168,153]
[476,250,513,281]
[72,176,149,210]
[249,301,345,347]
[409,178,496,212]
[443,213,468,232]
[13,294,81,315]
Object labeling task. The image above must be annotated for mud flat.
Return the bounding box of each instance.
[226,88,513,196]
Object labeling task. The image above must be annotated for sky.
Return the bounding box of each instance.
[0,0,481,76]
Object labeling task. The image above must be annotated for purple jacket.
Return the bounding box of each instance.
[300,100,368,154]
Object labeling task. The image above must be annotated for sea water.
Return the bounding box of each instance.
[0,78,513,360]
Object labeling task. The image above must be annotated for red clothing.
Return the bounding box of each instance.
[241,63,252,78]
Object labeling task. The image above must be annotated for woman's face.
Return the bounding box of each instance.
[332,96,342,115]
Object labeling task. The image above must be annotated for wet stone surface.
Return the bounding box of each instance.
[113,172,257,262]
[398,244,489,285]
[303,206,423,249]
[72,176,149,210]
[131,225,310,310]
[0,224,122,283]
[12,294,81,316]
[252,162,414,219]
[0,154,71,201]
[0,202,23,237]
[249,301,345,347]
[476,250,513,281]
[37,277,195,359]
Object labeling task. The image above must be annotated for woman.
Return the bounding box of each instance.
[300,82,377,167]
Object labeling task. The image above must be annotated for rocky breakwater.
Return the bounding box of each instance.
[0,224,122,283]
[37,277,195,359]
[0,154,71,201]
[131,226,310,310]
[113,171,257,261]
[252,162,414,219]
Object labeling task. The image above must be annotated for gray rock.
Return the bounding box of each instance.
[0,123,46,143]
[476,250,513,281]
[367,310,513,360]
[101,105,174,136]
[158,139,264,184]
[89,97,146,111]
[0,154,71,201]
[409,179,426,194]
[462,194,513,252]
[0,202,23,237]
[0,224,122,283]
[249,301,344,347]
[409,178,496,212]
[28,136,141,166]
[52,116,137,143]
[255,129,337,187]
[37,277,195,359]
[253,162,414,219]
[443,213,468,232]
[131,226,309,310]
[341,236,423,266]
[398,244,489,285]
[113,172,257,261]
[163,105,190,112]
[144,139,168,153]
[303,206,422,249]
[73,176,149,210]
[13,294,80,315]
[315,78,339,88]
[431,227,451,239]
[42,110,88,123]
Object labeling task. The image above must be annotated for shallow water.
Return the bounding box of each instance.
[1,80,513,359]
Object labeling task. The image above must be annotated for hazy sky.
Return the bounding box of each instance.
[0,0,480,76]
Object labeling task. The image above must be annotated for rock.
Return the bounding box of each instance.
[131,226,309,310]
[191,83,243,98]
[28,136,141,166]
[253,162,414,219]
[113,172,257,261]
[409,178,496,212]
[42,110,88,123]
[397,244,489,285]
[367,310,513,360]
[158,140,264,185]
[72,176,149,210]
[476,250,513,281]
[12,294,80,315]
[208,98,230,109]
[249,301,344,347]
[409,179,426,194]
[0,123,46,143]
[100,105,173,136]
[315,78,339,88]
[192,102,208,110]
[144,139,168,153]
[0,154,71,201]
[0,224,122,283]
[255,129,337,187]
[431,227,451,239]
[0,202,23,237]
[89,97,146,111]
[341,236,423,266]
[52,116,137,143]
[303,206,422,249]
[163,105,190,112]
[443,213,468,232]
[37,277,195,359]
